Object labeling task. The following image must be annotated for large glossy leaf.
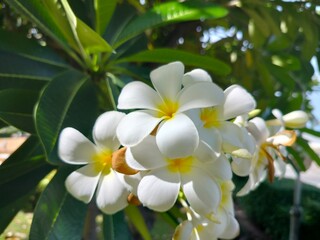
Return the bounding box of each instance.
[0,192,31,233]
[0,51,66,90]
[0,29,69,68]
[0,89,39,133]
[60,0,113,56]
[103,210,131,240]
[0,136,44,184]
[115,48,231,76]
[0,136,51,232]
[35,70,99,165]
[30,167,88,240]
[113,1,228,48]
[7,0,113,66]
[7,0,79,58]
[94,0,117,35]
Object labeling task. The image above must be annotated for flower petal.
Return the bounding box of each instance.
[58,127,97,164]
[150,61,184,100]
[126,136,167,170]
[182,68,212,86]
[219,122,254,153]
[96,170,129,214]
[178,82,224,112]
[219,214,240,239]
[247,117,269,145]
[137,168,180,212]
[193,140,219,163]
[93,111,125,151]
[173,221,194,240]
[231,157,252,177]
[117,81,161,110]
[222,84,256,120]
[65,164,100,203]
[198,127,222,156]
[206,154,232,180]
[156,113,199,158]
[116,111,163,147]
[182,168,221,215]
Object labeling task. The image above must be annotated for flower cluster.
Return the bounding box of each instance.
[58,62,308,239]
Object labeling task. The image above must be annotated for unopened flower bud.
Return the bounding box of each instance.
[283,110,308,128]
[112,147,139,175]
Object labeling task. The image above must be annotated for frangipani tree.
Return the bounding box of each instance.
[0,0,319,239]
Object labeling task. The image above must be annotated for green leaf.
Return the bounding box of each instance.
[300,128,320,138]
[296,136,320,166]
[113,1,228,48]
[0,193,31,233]
[115,48,231,76]
[0,164,52,222]
[7,0,80,61]
[30,167,88,240]
[0,136,51,232]
[0,29,69,68]
[0,51,66,90]
[0,89,40,133]
[103,211,131,240]
[0,136,44,184]
[94,0,117,35]
[60,0,113,56]
[35,70,99,164]
[125,206,152,240]
[286,147,306,171]
[77,19,114,54]
[244,8,270,37]
[271,54,301,71]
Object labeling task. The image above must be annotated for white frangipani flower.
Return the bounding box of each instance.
[237,117,297,196]
[173,181,239,240]
[58,111,131,214]
[125,135,232,215]
[187,84,256,158]
[116,61,224,158]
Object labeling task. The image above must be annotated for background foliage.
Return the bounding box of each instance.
[1,0,320,239]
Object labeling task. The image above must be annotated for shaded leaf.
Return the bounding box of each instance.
[0,89,40,133]
[103,210,131,240]
[296,136,320,166]
[0,29,69,67]
[0,136,44,184]
[35,70,99,165]
[30,167,88,240]
[116,48,231,76]
[125,206,152,240]
[114,1,228,48]
[300,128,320,138]
[94,0,117,35]
[7,0,79,59]
[0,136,51,232]
[287,147,306,171]
[0,51,65,90]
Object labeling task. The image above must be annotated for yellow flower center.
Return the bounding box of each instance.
[157,99,179,120]
[167,156,193,173]
[92,149,113,175]
[200,107,221,128]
